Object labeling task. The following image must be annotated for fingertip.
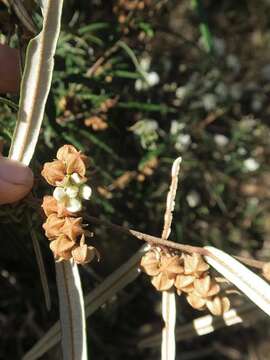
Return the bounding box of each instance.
[0,158,33,185]
[0,159,34,205]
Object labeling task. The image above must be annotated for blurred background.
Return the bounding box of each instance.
[1,0,270,358]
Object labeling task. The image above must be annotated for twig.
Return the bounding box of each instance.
[86,42,120,77]
[85,215,266,270]
[85,215,208,255]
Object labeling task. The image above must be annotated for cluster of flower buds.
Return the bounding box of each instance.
[140,249,230,316]
[41,145,97,264]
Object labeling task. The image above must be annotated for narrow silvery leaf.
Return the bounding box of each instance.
[139,303,262,349]
[23,245,149,360]
[9,0,64,165]
[56,261,87,360]
[162,291,176,360]
[8,2,88,360]
[204,246,270,316]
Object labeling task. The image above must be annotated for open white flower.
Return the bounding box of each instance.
[52,172,92,213]
[66,198,82,213]
[53,187,66,201]
[65,185,79,198]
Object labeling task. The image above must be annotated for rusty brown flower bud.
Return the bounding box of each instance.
[175,274,194,294]
[65,153,86,177]
[183,253,209,278]
[42,196,58,217]
[186,292,206,310]
[41,196,73,218]
[72,244,96,264]
[50,234,75,260]
[57,144,89,176]
[42,144,97,264]
[193,276,220,298]
[206,296,230,316]
[41,160,66,186]
[160,255,184,275]
[186,275,221,312]
[151,272,175,291]
[61,217,84,242]
[57,145,80,161]
[141,250,183,291]
[43,214,65,239]
[140,250,160,276]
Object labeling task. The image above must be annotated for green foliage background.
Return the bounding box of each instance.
[1,0,270,358]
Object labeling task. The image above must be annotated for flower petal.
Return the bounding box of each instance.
[80,185,92,200]
[66,197,82,213]
[151,272,174,291]
[53,187,66,201]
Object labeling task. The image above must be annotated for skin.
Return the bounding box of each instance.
[0,44,33,205]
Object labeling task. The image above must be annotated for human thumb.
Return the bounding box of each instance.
[0,158,34,205]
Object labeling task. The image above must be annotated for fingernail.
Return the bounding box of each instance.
[0,158,34,186]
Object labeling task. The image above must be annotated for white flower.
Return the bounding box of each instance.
[52,172,92,212]
[238,147,247,155]
[186,191,200,208]
[147,72,159,86]
[176,86,187,100]
[53,187,66,201]
[80,185,92,200]
[214,134,229,147]
[243,158,260,172]
[135,72,159,91]
[175,134,191,151]
[65,185,79,198]
[202,94,217,111]
[135,56,159,91]
[66,198,82,213]
[70,172,83,184]
[170,120,185,135]
[140,56,151,71]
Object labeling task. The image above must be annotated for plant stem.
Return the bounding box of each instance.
[85,215,266,270]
